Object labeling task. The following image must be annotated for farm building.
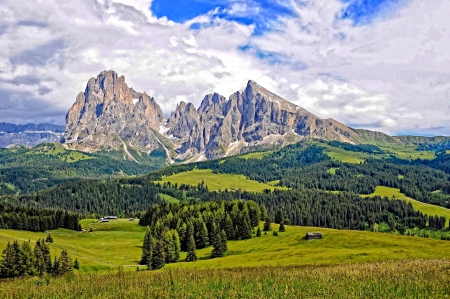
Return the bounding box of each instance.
[306,232,322,240]
[100,218,109,223]
[103,216,118,220]
[129,218,135,221]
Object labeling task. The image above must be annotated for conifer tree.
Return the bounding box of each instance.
[195,221,209,249]
[53,256,60,276]
[256,226,261,237]
[151,239,165,270]
[73,258,79,270]
[171,230,181,262]
[220,230,228,254]
[45,233,53,243]
[185,235,197,262]
[58,249,73,275]
[263,217,272,231]
[140,227,152,265]
[211,229,222,258]
[260,204,269,222]
[20,241,36,276]
[224,214,235,240]
[279,222,285,232]
[240,218,252,240]
[275,209,283,224]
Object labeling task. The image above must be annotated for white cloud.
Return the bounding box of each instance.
[0,0,449,136]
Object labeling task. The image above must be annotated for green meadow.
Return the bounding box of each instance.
[2,219,450,274]
[239,150,275,159]
[363,186,450,226]
[157,169,287,192]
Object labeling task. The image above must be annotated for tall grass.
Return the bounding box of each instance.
[1,259,450,298]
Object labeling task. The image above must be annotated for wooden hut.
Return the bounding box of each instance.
[306,232,322,240]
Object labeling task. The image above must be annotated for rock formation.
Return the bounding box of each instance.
[62,70,393,161]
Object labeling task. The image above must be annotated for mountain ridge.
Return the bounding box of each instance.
[60,70,449,162]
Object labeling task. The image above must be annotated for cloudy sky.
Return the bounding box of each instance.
[0,0,449,136]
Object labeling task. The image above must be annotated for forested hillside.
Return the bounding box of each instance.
[0,143,166,195]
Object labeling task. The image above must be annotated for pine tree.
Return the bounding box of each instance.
[151,239,165,270]
[260,204,269,221]
[279,222,285,232]
[220,230,228,254]
[275,209,283,224]
[171,230,181,262]
[140,227,152,265]
[20,241,36,276]
[240,218,252,240]
[224,214,235,240]
[263,217,272,231]
[73,258,79,270]
[256,226,261,237]
[53,256,60,276]
[58,249,73,275]
[195,221,209,249]
[185,235,197,262]
[45,233,53,243]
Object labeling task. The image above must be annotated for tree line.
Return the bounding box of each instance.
[0,205,81,232]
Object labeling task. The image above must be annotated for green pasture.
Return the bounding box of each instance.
[2,219,450,274]
[239,150,275,159]
[157,169,286,192]
[363,186,450,226]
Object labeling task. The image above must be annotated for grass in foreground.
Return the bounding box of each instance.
[1,259,450,298]
[157,169,286,192]
[363,186,450,226]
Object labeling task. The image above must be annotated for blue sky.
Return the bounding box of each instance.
[151,0,406,28]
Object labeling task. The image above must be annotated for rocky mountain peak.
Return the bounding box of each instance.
[62,70,166,153]
[62,72,384,162]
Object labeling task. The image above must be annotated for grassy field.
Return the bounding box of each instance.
[64,151,96,163]
[379,144,435,160]
[159,193,180,203]
[327,167,339,175]
[2,219,450,275]
[363,186,450,226]
[157,169,286,192]
[239,150,275,159]
[2,259,450,298]
[314,142,436,163]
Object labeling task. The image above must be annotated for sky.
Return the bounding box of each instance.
[0,0,449,136]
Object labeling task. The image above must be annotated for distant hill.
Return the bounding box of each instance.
[0,122,65,148]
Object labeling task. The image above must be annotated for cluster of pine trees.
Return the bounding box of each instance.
[0,205,81,232]
[0,239,76,278]
[139,200,265,269]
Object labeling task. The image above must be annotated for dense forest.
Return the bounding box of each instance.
[0,205,81,231]
[139,200,264,269]
[0,144,166,195]
[0,179,163,217]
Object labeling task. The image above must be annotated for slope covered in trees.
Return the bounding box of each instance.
[0,143,166,195]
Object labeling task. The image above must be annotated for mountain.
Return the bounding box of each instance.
[0,123,64,148]
[62,70,450,162]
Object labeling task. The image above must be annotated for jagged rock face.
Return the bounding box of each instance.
[166,101,199,139]
[63,70,165,152]
[169,80,359,160]
[62,70,385,161]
